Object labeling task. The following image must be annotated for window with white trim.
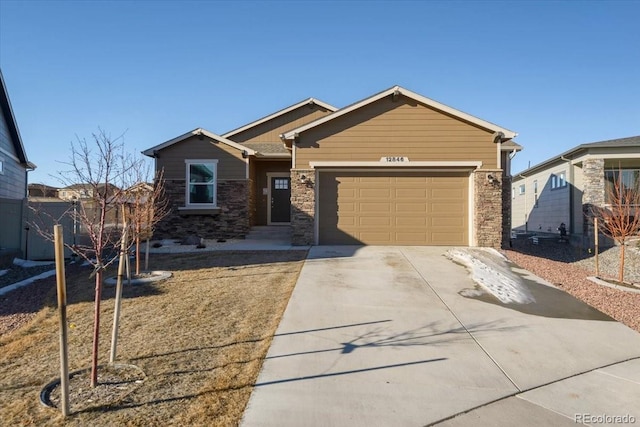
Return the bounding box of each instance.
[185,159,218,206]
[518,184,525,195]
[551,172,567,189]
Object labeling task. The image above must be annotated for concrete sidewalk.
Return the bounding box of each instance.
[241,246,640,426]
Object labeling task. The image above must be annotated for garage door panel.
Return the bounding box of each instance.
[395,202,426,212]
[396,233,429,243]
[432,217,466,227]
[360,188,390,198]
[319,171,468,245]
[359,217,392,226]
[338,201,356,211]
[396,218,428,227]
[360,176,391,184]
[340,188,357,198]
[338,216,356,227]
[358,231,392,243]
[396,188,427,198]
[431,188,465,199]
[359,202,391,212]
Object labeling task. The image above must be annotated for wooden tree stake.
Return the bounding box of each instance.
[54,225,70,416]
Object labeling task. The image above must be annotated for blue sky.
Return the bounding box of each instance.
[1,0,638,186]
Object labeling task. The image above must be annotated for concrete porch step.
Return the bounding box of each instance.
[246,226,292,240]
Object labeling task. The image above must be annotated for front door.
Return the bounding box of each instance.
[270,176,291,223]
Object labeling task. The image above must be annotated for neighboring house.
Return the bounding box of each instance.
[0,69,36,255]
[57,183,120,200]
[28,183,59,198]
[143,85,521,248]
[511,136,640,243]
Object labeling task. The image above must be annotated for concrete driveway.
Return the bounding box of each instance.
[241,246,640,426]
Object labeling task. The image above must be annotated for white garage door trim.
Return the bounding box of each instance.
[310,161,482,168]
[313,164,478,246]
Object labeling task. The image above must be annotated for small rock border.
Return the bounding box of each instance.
[588,276,640,294]
[40,363,146,413]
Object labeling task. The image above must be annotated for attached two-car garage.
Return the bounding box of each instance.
[282,85,518,248]
[318,170,469,245]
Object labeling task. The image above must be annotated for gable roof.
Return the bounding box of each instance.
[281,85,517,141]
[221,98,337,139]
[142,128,256,157]
[0,69,36,169]
[514,135,640,177]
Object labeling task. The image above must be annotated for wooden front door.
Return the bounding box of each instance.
[270,176,291,223]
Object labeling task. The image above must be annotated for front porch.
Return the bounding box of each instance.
[249,159,292,228]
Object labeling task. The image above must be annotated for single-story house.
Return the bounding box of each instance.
[511,136,640,242]
[0,69,36,257]
[143,85,521,248]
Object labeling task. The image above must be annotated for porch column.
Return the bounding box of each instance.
[474,169,503,248]
[290,169,315,245]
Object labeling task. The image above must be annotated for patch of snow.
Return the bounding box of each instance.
[459,288,485,298]
[13,258,55,268]
[0,269,8,277]
[447,248,535,304]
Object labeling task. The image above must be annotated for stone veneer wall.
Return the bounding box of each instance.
[155,179,250,239]
[290,169,315,245]
[581,158,605,234]
[501,173,512,247]
[474,169,503,248]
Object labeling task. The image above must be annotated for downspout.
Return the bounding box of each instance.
[493,132,505,170]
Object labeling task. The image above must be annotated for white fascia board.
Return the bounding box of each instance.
[581,152,640,160]
[142,128,256,157]
[222,98,338,138]
[283,86,517,140]
[309,161,482,169]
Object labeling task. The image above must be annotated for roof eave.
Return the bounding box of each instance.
[222,97,338,139]
[514,139,640,177]
[142,128,256,157]
[0,69,30,165]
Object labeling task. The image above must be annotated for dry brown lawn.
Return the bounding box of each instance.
[0,250,307,426]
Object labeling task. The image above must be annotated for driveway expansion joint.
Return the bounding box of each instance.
[399,248,522,393]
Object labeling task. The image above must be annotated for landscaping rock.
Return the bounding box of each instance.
[180,235,202,246]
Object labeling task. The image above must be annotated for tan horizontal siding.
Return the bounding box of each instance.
[157,135,246,180]
[295,97,496,168]
[230,105,332,143]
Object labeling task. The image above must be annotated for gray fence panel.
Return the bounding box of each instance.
[0,198,23,252]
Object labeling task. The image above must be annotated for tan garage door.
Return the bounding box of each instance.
[318,171,469,245]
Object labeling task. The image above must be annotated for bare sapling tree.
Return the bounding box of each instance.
[29,129,134,388]
[590,168,640,283]
[122,158,169,275]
